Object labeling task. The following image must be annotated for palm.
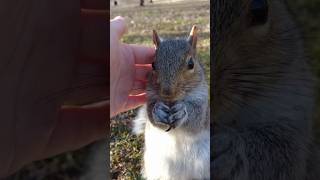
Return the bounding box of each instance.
[117,44,137,108]
[110,17,154,116]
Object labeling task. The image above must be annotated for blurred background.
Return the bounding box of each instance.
[5,0,320,179]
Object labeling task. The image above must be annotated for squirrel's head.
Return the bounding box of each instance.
[148,26,204,102]
[213,0,307,122]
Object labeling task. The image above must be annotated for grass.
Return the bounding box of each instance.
[110,0,210,179]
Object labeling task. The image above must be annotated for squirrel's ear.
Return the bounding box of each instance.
[153,30,161,49]
[187,25,198,50]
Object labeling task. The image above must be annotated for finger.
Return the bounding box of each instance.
[135,65,152,81]
[124,94,147,111]
[80,9,107,64]
[42,103,108,159]
[81,0,107,9]
[128,44,155,64]
[130,81,146,95]
[110,16,127,39]
[130,89,146,96]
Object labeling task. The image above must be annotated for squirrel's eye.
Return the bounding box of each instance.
[250,0,268,26]
[152,62,156,70]
[187,58,194,70]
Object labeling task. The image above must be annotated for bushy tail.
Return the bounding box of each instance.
[132,105,148,135]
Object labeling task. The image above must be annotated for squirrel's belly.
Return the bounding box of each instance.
[143,121,210,179]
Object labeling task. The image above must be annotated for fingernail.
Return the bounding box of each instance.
[114,16,124,21]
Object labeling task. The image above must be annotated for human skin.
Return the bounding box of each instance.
[0,0,107,177]
[110,17,155,117]
[0,1,154,177]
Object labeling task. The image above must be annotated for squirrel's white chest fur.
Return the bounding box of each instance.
[133,106,210,180]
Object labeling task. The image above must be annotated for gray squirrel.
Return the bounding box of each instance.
[133,26,210,179]
[212,0,319,180]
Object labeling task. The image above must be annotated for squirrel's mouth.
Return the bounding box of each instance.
[159,91,185,103]
[162,100,176,108]
[160,96,182,105]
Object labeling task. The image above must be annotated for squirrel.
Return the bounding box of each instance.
[133,26,210,180]
[212,0,319,179]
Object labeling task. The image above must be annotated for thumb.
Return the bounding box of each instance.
[110,16,127,39]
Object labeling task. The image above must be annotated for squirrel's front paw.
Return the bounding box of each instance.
[168,102,188,129]
[152,102,171,130]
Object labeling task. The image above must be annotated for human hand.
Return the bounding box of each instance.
[0,0,107,177]
[110,16,155,117]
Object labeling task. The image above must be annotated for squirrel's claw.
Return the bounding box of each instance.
[168,103,188,127]
[152,101,188,132]
[152,102,172,131]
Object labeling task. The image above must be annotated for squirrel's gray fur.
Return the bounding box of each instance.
[212,0,319,180]
[133,26,210,179]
